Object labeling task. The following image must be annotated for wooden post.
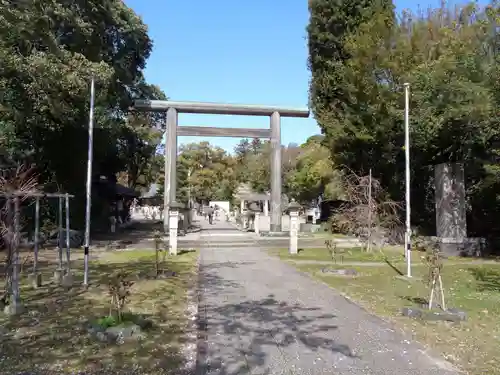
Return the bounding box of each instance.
[7,196,24,314]
[58,196,63,268]
[29,197,42,288]
[438,274,446,311]
[54,196,64,283]
[428,275,436,310]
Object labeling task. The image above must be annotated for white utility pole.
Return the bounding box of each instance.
[404,82,412,278]
[83,77,95,287]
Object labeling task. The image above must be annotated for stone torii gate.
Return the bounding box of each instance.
[134,100,309,233]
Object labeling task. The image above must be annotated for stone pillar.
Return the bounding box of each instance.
[270,111,282,232]
[164,107,178,233]
[240,200,245,212]
[168,202,180,255]
[110,216,116,233]
[242,210,248,229]
[435,163,467,254]
[288,201,301,254]
[263,200,269,216]
[254,212,260,236]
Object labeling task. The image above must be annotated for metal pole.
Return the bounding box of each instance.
[58,196,63,270]
[65,193,70,272]
[404,83,412,278]
[83,77,95,286]
[33,197,40,274]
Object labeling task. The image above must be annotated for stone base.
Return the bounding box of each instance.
[4,302,25,316]
[53,268,64,283]
[28,272,42,288]
[440,237,485,257]
[269,224,282,233]
[86,316,152,345]
[321,268,358,276]
[260,231,289,238]
[401,306,467,322]
[88,323,144,345]
[154,271,177,279]
[299,223,322,233]
[61,272,74,287]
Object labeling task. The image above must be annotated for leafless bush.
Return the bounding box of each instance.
[330,170,402,252]
[108,271,134,322]
[0,164,39,306]
[421,241,446,310]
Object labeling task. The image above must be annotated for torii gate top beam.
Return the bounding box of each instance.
[134,100,310,118]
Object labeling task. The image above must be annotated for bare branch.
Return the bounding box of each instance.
[330,170,403,251]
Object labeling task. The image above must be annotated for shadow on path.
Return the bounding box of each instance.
[196,261,356,374]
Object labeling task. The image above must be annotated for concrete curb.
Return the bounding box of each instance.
[177,252,201,374]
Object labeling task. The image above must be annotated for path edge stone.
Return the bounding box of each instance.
[177,252,201,375]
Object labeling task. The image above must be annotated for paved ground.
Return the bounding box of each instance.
[195,219,460,375]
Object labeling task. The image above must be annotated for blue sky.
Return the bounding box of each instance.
[124,0,457,153]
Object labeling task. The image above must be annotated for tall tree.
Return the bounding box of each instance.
[0,0,165,226]
[286,135,343,203]
[307,0,393,143]
[175,142,237,203]
[308,1,500,235]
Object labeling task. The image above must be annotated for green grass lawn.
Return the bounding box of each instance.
[0,249,199,374]
[268,246,409,263]
[268,246,495,265]
[293,261,500,375]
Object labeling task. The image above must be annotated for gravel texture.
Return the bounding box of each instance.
[195,220,461,375]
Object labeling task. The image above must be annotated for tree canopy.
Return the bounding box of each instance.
[163,136,342,207]
[308,0,500,236]
[0,0,167,226]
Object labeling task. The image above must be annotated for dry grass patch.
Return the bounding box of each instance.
[0,248,198,374]
[294,262,500,375]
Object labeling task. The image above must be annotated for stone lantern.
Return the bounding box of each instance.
[168,201,183,255]
[287,200,301,254]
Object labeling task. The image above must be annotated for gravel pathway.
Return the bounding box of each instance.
[195,220,461,375]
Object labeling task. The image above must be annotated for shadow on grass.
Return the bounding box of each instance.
[384,258,404,276]
[0,254,197,374]
[196,261,358,374]
[177,249,197,256]
[399,295,428,306]
[470,267,500,292]
[91,220,164,248]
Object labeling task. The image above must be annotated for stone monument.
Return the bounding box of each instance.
[434,163,467,254]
